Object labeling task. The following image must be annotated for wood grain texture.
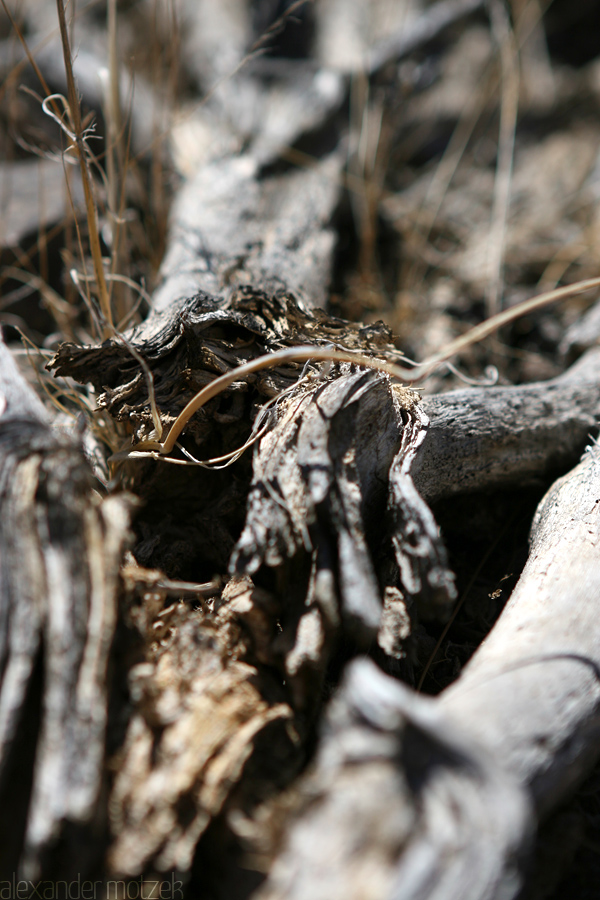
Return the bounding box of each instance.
[415,347,600,502]
[257,657,532,900]
[441,444,600,815]
[0,340,131,880]
[258,441,600,900]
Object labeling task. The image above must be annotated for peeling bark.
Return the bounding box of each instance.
[108,581,298,876]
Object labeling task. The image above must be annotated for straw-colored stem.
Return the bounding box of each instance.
[55,0,113,336]
[485,0,520,316]
[131,275,600,458]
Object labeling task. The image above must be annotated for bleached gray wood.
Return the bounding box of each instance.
[259,442,600,900]
[414,346,600,502]
[440,444,600,815]
[152,151,343,313]
[258,657,532,900]
[0,338,131,879]
[232,369,456,656]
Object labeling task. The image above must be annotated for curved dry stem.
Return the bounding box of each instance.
[116,275,600,460]
[421,275,600,370]
[126,346,413,456]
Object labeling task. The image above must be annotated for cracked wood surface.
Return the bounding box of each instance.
[0,340,131,880]
[6,1,600,893]
[46,288,600,894]
[258,443,600,900]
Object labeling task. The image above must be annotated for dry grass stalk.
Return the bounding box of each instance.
[55,0,112,334]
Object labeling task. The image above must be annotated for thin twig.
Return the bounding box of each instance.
[486,0,520,316]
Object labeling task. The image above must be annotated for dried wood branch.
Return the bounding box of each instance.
[441,445,600,815]
[152,152,344,313]
[256,656,532,900]
[415,346,600,502]
[0,340,131,880]
[258,440,600,900]
[231,365,456,703]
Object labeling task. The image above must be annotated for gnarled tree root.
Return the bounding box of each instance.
[258,443,600,900]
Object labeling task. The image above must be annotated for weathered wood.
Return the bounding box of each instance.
[46,288,600,890]
[441,445,600,815]
[49,295,457,745]
[257,443,600,900]
[415,346,600,502]
[7,1,600,895]
[107,577,299,877]
[49,294,452,877]
[50,293,600,611]
[257,657,532,900]
[231,365,456,707]
[152,152,344,313]
[49,290,600,662]
[49,292,409,581]
[0,340,131,880]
